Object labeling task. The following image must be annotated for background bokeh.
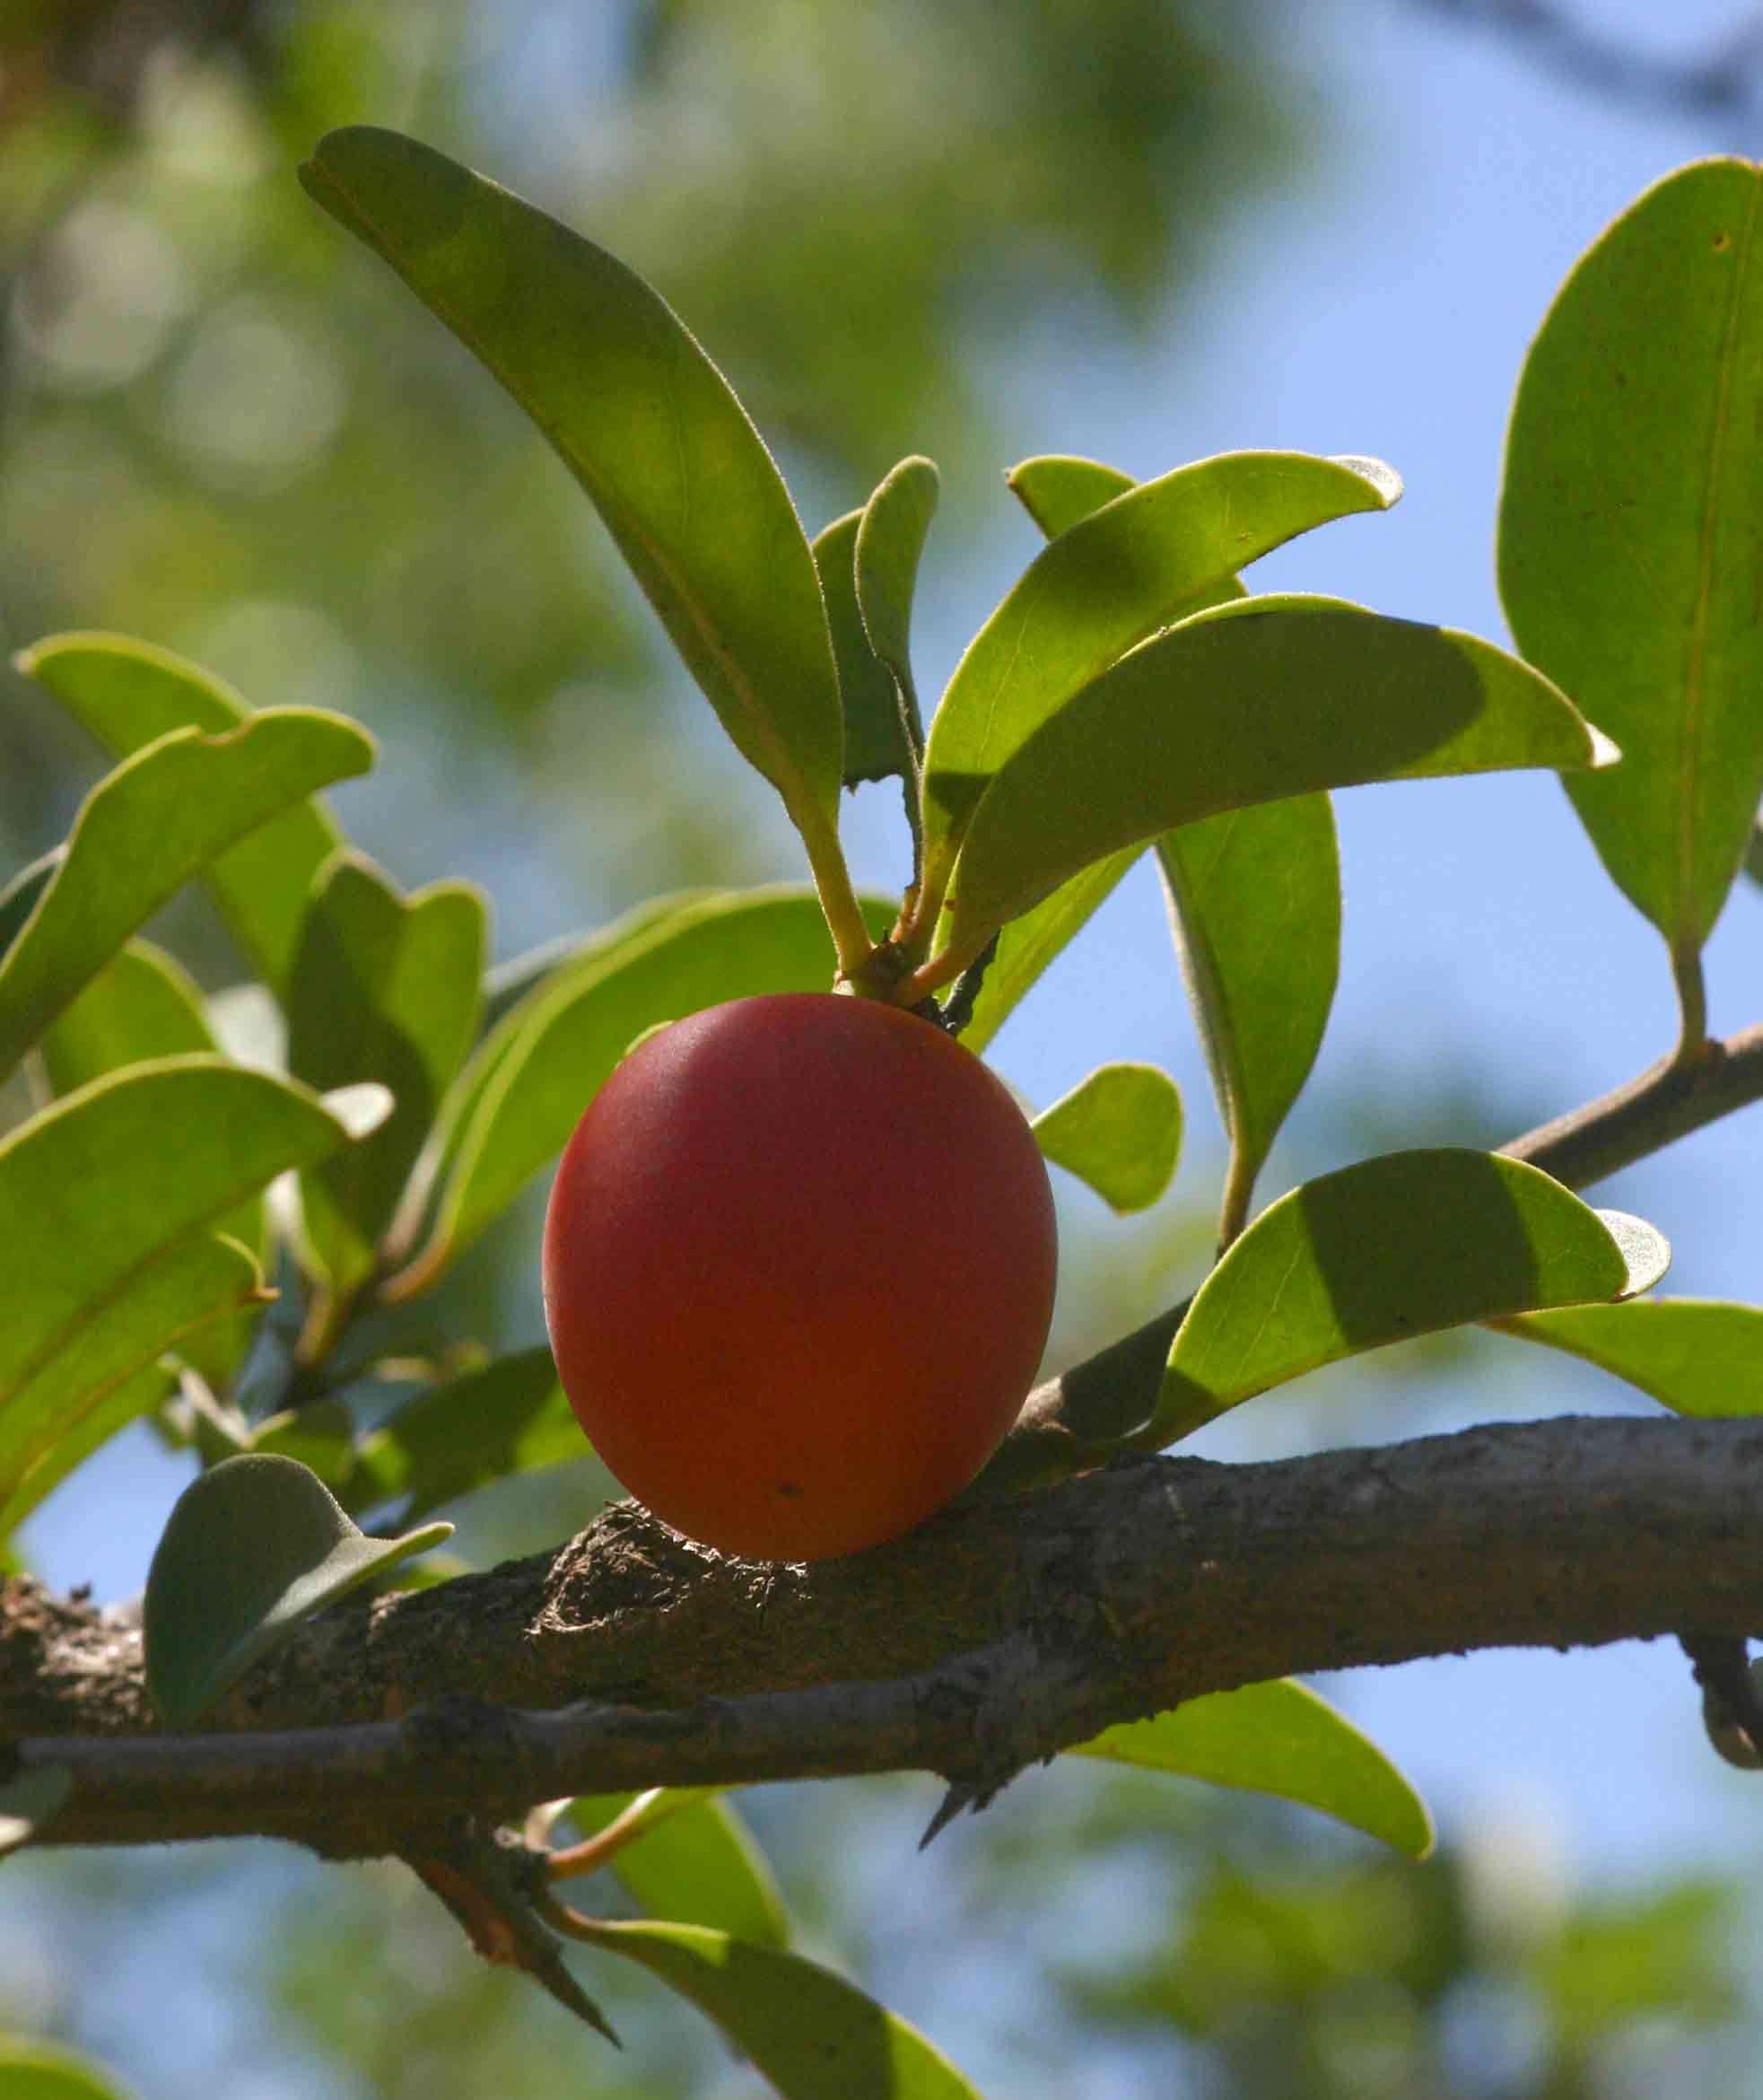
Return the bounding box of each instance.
[7,3,1763,2095]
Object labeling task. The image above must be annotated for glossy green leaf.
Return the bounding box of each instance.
[288,851,486,1294]
[0,1056,386,1412]
[570,1789,788,1947]
[301,127,845,842]
[351,1346,580,1521]
[942,595,1617,976]
[0,713,375,1086]
[814,511,910,789]
[1156,795,1340,1224]
[0,1233,266,1522]
[921,451,1401,882]
[854,454,938,740]
[1500,159,1763,955]
[0,2037,139,2100]
[956,847,1140,1057]
[1005,452,1136,538]
[0,1365,175,1538]
[0,851,60,965]
[1493,1297,1763,1414]
[1031,1063,1182,1213]
[1073,1677,1433,1858]
[144,1452,451,1727]
[394,888,892,1292]
[569,1921,982,2099]
[0,1764,73,1857]
[16,634,356,993]
[1148,1150,1668,1446]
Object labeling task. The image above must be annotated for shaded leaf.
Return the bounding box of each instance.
[391,888,893,1295]
[1156,796,1340,1229]
[814,511,909,789]
[921,451,1401,886]
[0,713,375,1085]
[1492,1297,1763,1414]
[0,2037,139,2100]
[0,851,60,966]
[941,595,1617,977]
[1073,1678,1433,1858]
[352,1346,581,1522]
[16,634,355,993]
[1500,159,1763,956]
[288,850,486,1295]
[0,1365,176,1538]
[568,1920,982,2098]
[301,127,845,845]
[956,848,1140,1057]
[1005,452,1136,538]
[144,1452,451,1728]
[0,1764,73,1857]
[1031,1063,1182,1213]
[1148,1150,1668,1446]
[854,454,938,741]
[572,1789,789,1947]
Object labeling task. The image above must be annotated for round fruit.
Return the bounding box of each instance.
[542,992,1058,1560]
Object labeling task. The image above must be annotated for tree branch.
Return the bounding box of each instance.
[10,1414,1763,1854]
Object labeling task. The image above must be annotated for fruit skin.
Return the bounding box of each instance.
[542,992,1058,1560]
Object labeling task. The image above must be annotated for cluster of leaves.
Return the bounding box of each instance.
[9,132,1763,2096]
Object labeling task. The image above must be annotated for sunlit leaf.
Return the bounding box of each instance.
[143,1453,451,1727]
[941,595,1617,978]
[301,127,845,848]
[1031,1063,1181,1213]
[288,850,486,1295]
[16,633,357,993]
[0,1365,175,1539]
[1005,452,1136,538]
[567,1920,982,2098]
[1493,1297,1763,1414]
[0,712,375,1085]
[1501,159,1763,957]
[955,848,1140,1057]
[1073,1678,1433,1858]
[571,1789,789,1947]
[1147,1150,1668,1446]
[0,2035,139,2100]
[922,451,1401,886]
[854,453,938,743]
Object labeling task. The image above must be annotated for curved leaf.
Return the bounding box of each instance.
[1031,1063,1182,1213]
[1156,796,1340,1231]
[568,1920,982,2099]
[855,454,938,741]
[144,1453,452,1727]
[0,1056,385,1410]
[393,888,893,1293]
[1492,1297,1763,1414]
[0,851,60,966]
[956,847,1140,1057]
[1500,159,1763,954]
[814,511,910,790]
[0,2037,139,2100]
[1147,1149,1668,1446]
[941,595,1617,976]
[16,633,353,992]
[301,127,844,840]
[0,1366,175,1538]
[922,451,1401,883]
[571,1789,788,1947]
[0,712,375,1085]
[1073,1678,1433,1858]
[288,851,486,1294]
[353,1346,580,1522]
[1005,452,1136,538]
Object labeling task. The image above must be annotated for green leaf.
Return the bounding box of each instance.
[854,454,938,741]
[288,851,486,1295]
[814,511,910,790]
[392,888,893,1294]
[0,1764,73,1857]
[0,1365,176,1539]
[16,634,357,993]
[0,2036,139,2100]
[0,1056,386,1412]
[351,1346,580,1521]
[1073,1678,1433,1858]
[1031,1063,1182,1213]
[301,127,844,843]
[1492,1297,1763,1414]
[941,595,1618,976]
[1156,795,1340,1229]
[921,451,1401,884]
[1005,452,1136,538]
[143,1452,451,1728]
[955,847,1140,1057]
[1148,1149,1668,1446]
[1500,159,1763,956]
[0,712,375,1086]
[567,1921,982,2099]
[0,851,60,966]
[0,1233,266,1526]
[571,1789,789,1947]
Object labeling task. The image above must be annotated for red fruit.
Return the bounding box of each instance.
[542,992,1058,1560]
